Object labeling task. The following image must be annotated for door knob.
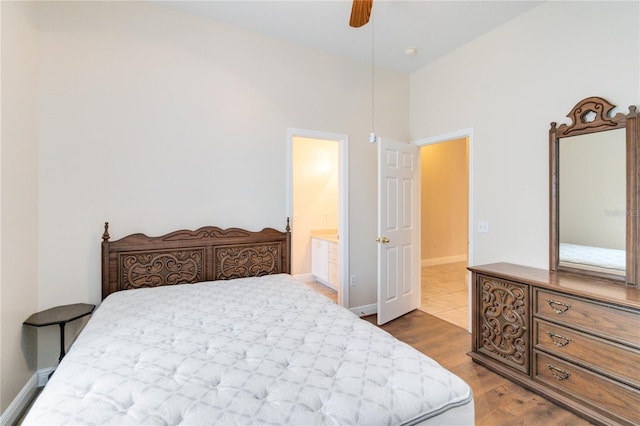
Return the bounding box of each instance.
[376,237,390,244]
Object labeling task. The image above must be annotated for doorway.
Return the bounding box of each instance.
[415,130,474,332]
[286,129,349,308]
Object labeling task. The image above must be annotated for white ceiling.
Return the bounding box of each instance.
[160,0,544,73]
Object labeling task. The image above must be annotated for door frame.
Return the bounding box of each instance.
[286,128,350,308]
[413,128,474,332]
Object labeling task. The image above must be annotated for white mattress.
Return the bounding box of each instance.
[23,274,473,425]
[559,242,625,272]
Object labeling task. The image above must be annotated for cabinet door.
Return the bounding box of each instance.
[475,274,530,374]
[311,238,329,283]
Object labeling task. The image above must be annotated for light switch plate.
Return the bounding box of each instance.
[477,221,489,234]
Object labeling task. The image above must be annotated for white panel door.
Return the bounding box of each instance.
[377,137,420,325]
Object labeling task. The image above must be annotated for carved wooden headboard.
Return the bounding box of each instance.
[101,220,291,299]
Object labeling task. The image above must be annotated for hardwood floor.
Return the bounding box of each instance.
[362,310,592,426]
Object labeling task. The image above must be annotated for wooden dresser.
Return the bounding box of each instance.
[469,263,640,425]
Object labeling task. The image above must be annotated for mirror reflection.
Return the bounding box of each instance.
[558,128,626,275]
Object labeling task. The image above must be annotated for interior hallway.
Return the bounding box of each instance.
[420,261,469,330]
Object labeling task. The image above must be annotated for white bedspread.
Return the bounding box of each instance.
[559,242,625,271]
[23,274,473,425]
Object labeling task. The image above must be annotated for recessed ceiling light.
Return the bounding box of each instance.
[404,47,417,56]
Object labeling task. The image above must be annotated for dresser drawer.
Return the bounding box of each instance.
[534,318,640,388]
[534,351,640,425]
[535,289,640,348]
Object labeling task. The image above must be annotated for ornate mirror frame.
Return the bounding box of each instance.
[550,96,639,286]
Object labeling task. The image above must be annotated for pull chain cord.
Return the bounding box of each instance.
[369,13,377,144]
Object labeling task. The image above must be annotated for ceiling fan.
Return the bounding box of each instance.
[349,0,373,28]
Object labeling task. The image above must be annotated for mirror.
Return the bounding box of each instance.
[550,96,639,286]
[559,129,626,276]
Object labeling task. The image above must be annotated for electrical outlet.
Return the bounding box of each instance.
[350,274,357,286]
[477,220,489,234]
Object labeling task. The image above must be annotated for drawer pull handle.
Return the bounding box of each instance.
[546,331,571,347]
[546,299,571,314]
[546,364,571,381]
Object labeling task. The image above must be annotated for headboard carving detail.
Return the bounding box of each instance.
[214,243,281,280]
[164,228,255,241]
[102,220,291,299]
[121,249,204,290]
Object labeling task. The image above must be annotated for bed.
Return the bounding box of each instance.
[23,221,474,425]
[559,242,626,276]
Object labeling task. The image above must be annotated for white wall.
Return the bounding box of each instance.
[0,1,39,413]
[33,1,409,368]
[410,0,639,269]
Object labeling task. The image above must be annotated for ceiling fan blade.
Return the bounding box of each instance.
[349,0,372,28]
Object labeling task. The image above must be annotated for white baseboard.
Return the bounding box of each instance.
[294,273,337,291]
[0,373,38,426]
[292,273,314,283]
[421,254,467,267]
[0,367,55,426]
[350,303,377,317]
[315,279,337,291]
[38,367,54,387]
